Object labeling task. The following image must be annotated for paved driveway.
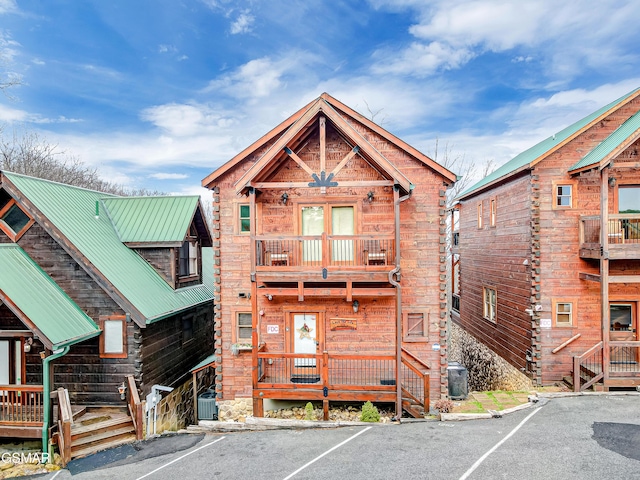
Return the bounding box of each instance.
[43,394,639,480]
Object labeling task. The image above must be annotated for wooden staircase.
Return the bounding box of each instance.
[69,409,137,460]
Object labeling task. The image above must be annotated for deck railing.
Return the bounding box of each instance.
[0,385,44,425]
[126,375,144,440]
[609,342,640,375]
[256,350,430,415]
[56,387,72,466]
[580,214,640,246]
[573,342,603,392]
[256,235,395,268]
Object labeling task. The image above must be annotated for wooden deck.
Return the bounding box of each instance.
[580,215,640,259]
[253,350,430,418]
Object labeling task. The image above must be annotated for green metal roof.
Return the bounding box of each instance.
[458,87,640,200]
[103,196,200,244]
[3,172,213,324]
[190,353,216,373]
[0,244,100,349]
[569,109,640,172]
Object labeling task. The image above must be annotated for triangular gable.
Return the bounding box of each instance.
[234,96,413,194]
[202,93,456,191]
[458,87,640,200]
[0,244,100,350]
[569,109,640,173]
[1,172,214,326]
[103,196,212,247]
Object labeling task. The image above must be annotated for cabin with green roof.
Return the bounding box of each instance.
[453,87,640,392]
[0,171,214,459]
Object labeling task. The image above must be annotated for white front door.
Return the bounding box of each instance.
[292,313,317,367]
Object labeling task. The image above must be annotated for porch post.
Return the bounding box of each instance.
[600,168,610,387]
[249,188,263,417]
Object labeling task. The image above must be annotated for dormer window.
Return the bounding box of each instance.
[179,238,199,277]
[0,194,34,241]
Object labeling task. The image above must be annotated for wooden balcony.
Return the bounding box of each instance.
[579,215,640,259]
[255,234,396,282]
[0,384,44,438]
[254,350,429,417]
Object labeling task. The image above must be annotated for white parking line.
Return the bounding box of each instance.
[282,426,372,480]
[459,407,541,480]
[135,436,226,480]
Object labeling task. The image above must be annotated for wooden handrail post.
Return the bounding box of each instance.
[322,351,329,388]
[573,356,580,393]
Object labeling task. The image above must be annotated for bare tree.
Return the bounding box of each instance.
[0,131,162,196]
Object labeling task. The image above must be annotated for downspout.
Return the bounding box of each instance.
[42,346,70,457]
[389,186,411,419]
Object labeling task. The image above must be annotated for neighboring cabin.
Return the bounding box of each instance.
[0,171,213,455]
[453,87,640,391]
[202,93,457,419]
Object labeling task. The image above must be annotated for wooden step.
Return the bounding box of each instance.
[402,399,424,418]
[71,424,135,450]
[71,415,133,439]
[71,433,137,460]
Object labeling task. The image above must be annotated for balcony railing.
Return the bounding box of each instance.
[581,215,640,245]
[256,234,395,268]
[0,385,44,425]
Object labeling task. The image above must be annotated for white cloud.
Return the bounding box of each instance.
[158,44,178,54]
[0,0,18,15]
[230,10,254,34]
[370,0,640,80]
[149,172,189,180]
[204,52,320,101]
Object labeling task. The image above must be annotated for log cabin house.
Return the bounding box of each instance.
[202,93,457,419]
[453,87,640,392]
[0,171,213,460]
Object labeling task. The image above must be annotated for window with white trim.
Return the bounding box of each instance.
[556,185,572,207]
[483,287,496,323]
[179,239,198,277]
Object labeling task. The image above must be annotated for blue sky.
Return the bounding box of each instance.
[0,0,639,196]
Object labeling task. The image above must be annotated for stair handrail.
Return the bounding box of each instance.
[573,341,604,392]
[56,387,72,467]
[400,348,430,414]
[552,333,581,354]
[126,375,144,440]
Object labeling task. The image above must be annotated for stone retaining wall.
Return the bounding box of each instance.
[216,398,253,422]
[154,368,215,434]
[449,322,533,392]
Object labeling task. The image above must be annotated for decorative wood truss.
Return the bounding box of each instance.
[234,97,414,196]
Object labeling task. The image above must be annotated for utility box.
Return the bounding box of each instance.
[197,390,218,420]
[447,362,468,400]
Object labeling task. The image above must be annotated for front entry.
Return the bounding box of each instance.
[0,339,23,386]
[287,312,322,383]
[610,304,638,364]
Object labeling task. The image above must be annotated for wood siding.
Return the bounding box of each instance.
[458,94,640,386]
[212,115,449,404]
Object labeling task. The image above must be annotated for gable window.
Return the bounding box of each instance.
[490,198,497,227]
[236,313,252,343]
[239,204,250,233]
[555,302,573,327]
[556,185,572,207]
[179,239,198,277]
[0,197,34,241]
[477,202,483,229]
[403,311,428,342]
[483,287,497,323]
[99,315,127,358]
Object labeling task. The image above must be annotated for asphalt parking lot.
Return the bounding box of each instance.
[39,394,639,480]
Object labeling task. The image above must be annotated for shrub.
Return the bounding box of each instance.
[304,402,315,420]
[360,401,380,422]
[434,399,454,413]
